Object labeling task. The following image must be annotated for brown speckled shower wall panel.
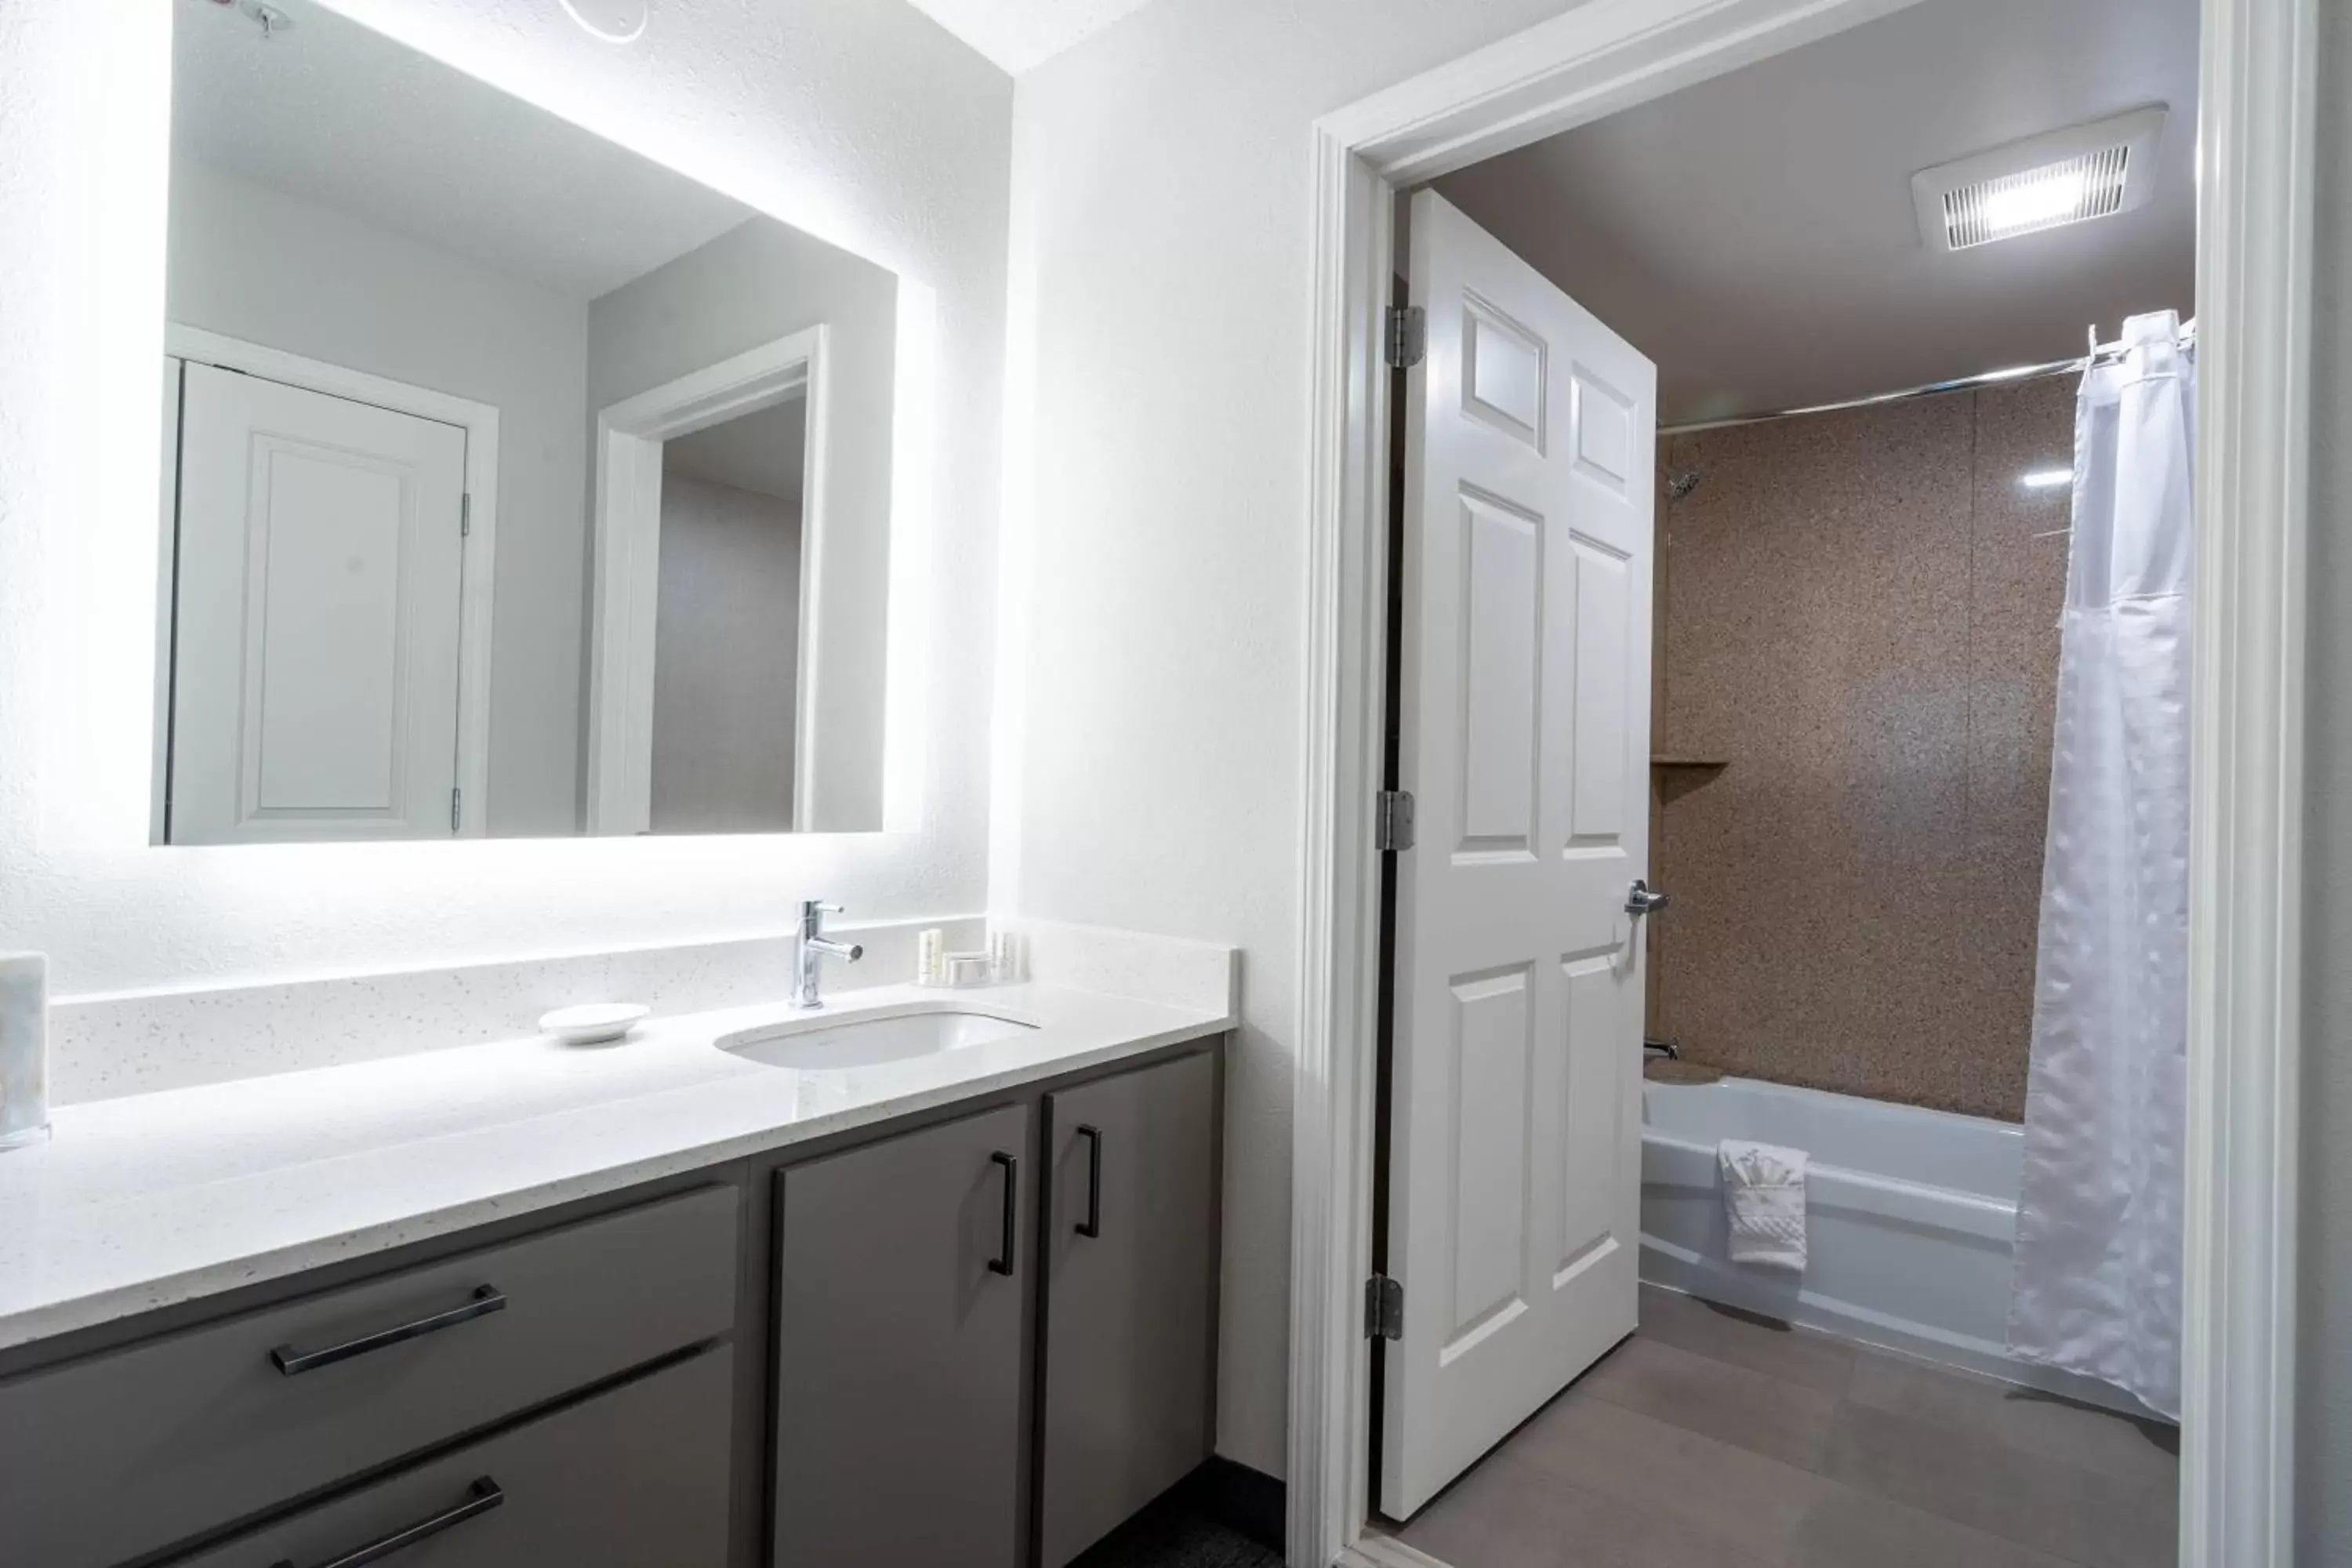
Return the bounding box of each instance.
[1649,376,2074,1121]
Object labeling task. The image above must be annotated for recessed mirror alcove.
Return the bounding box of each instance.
[156,0,902,843]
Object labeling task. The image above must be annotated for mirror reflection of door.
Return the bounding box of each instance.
[158,0,901,844]
[648,394,811,835]
[164,358,470,844]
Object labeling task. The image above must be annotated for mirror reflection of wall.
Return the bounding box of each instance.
[155,0,898,844]
[652,398,809,836]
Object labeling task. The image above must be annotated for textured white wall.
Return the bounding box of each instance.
[1002,0,1602,1479]
[0,0,1008,996]
[1011,0,2352,1504]
[168,157,593,836]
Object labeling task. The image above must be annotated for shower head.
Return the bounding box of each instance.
[1666,469,1702,502]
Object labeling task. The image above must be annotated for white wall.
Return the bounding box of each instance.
[1008,0,2352,1509]
[651,473,802,834]
[1001,0,1606,1480]
[2301,3,2352,1556]
[588,216,899,833]
[167,157,592,836]
[0,0,1007,996]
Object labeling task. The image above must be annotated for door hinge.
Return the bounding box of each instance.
[459,493,472,538]
[1365,1274,1404,1341]
[1376,789,1416,852]
[451,786,463,833]
[1385,305,1426,369]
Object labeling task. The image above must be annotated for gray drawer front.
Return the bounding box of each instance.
[0,1184,739,1568]
[176,1347,734,1568]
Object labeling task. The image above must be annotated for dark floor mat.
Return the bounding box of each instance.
[1067,1494,1286,1568]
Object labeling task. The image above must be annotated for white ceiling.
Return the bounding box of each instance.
[173,0,753,300]
[900,0,1161,74]
[1431,0,2198,426]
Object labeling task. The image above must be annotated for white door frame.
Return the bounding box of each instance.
[1286,2,2318,1566]
[585,325,829,836]
[160,325,499,840]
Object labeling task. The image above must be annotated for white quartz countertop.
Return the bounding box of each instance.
[0,981,1232,1352]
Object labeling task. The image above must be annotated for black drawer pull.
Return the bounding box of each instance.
[989,1151,1018,1276]
[271,1475,503,1568]
[270,1286,506,1375]
[1075,1124,1104,1239]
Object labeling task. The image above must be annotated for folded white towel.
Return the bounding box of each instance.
[1719,1138,1808,1270]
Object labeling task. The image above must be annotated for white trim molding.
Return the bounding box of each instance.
[585,325,828,836]
[1340,1530,1454,1568]
[1288,1,2316,1565]
[2180,0,2318,1562]
[158,324,501,840]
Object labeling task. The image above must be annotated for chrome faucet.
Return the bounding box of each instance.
[791,900,864,1008]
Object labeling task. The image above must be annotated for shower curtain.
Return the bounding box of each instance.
[2007,310,2194,1419]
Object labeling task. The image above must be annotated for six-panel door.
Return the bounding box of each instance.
[1040,1052,1221,1568]
[771,1101,1035,1566]
[1382,188,1657,1517]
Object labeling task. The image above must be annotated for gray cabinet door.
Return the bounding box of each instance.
[1040,1051,1220,1568]
[771,1102,1034,1567]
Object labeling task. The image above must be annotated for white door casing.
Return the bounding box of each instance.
[587,326,826,837]
[168,363,470,843]
[154,356,184,848]
[1380,191,1655,1519]
[1298,5,2311,1565]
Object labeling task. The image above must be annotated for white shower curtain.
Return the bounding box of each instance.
[2007,310,2194,1419]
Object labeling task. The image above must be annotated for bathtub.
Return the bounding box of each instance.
[1639,1075,2154,1417]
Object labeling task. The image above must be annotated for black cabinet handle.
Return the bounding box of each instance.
[989,1151,1018,1276]
[270,1286,506,1375]
[270,1475,503,1568]
[1075,1124,1104,1239]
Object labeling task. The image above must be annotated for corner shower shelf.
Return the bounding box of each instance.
[1649,755,1730,769]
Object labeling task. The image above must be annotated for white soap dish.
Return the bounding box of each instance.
[539,1003,650,1045]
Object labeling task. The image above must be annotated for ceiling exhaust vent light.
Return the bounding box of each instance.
[1946,149,2127,249]
[1912,107,2166,253]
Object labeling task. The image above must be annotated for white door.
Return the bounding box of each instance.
[1381,191,1657,1518]
[167,362,470,844]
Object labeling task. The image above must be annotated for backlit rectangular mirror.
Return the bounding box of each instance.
[158,0,898,842]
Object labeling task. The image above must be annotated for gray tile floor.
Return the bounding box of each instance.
[1391,1286,2180,1568]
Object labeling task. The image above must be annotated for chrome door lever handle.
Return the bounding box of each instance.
[1625,879,1671,917]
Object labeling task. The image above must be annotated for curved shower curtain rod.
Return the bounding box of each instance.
[1660,318,2198,437]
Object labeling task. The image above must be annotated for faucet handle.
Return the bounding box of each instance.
[797,898,845,919]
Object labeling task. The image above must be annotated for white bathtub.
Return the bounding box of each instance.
[1639,1075,2155,1417]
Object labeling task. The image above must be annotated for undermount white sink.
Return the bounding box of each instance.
[720,1008,1037,1071]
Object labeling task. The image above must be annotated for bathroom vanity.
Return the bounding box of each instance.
[0,982,1230,1568]
[2,3,1238,1561]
